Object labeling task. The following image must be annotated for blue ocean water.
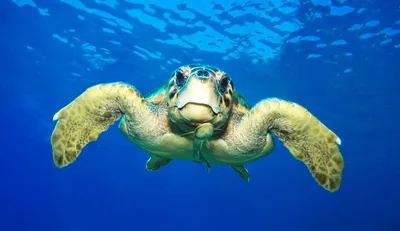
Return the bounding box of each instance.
[1,0,399,230]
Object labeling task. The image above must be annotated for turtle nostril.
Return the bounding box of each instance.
[197,70,210,78]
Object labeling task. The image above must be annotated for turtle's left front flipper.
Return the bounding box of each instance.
[236,98,344,192]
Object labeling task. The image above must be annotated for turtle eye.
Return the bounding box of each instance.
[175,71,186,88]
[219,77,229,93]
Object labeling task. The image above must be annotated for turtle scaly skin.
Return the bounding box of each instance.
[51,64,344,192]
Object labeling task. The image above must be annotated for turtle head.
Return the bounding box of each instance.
[166,64,234,129]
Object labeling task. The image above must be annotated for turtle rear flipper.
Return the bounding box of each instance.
[235,98,344,192]
[146,156,171,171]
[231,165,250,182]
[51,82,151,168]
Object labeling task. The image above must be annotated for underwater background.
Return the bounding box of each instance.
[1,0,399,230]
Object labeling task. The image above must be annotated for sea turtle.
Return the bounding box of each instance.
[50,64,344,192]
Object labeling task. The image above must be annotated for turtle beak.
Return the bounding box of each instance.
[176,72,221,113]
[175,70,221,122]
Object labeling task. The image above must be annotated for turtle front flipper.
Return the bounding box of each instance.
[51,82,153,168]
[235,98,344,192]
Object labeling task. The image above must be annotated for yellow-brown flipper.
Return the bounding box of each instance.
[51,82,152,168]
[236,98,344,192]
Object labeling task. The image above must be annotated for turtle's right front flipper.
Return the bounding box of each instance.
[51,82,151,168]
